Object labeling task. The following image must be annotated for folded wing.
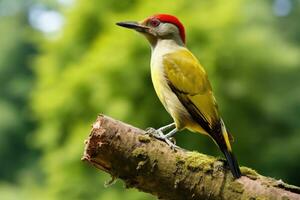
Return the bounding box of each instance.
[163,49,220,136]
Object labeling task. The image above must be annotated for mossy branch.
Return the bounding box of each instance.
[82,115,300,200]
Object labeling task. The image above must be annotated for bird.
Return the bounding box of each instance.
[116,14,241,178]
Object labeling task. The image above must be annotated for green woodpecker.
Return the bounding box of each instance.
[117,14,241,178]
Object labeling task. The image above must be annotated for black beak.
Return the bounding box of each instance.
[116,21,149,33]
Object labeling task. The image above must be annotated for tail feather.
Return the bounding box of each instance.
[223,150,241,179]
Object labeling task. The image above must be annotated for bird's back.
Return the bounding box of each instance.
[161,47,220,135]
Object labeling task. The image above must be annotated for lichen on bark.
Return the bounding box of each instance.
[82,115,300,200]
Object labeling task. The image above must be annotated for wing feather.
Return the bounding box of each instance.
[163,49,239,177]
[163,49,220,135]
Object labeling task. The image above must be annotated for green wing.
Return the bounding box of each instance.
[164,49,237,176]
[163,49,220,135]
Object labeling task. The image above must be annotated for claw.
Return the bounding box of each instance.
[145,126,180,150]
[155,133,179,150]
[145,127,163,138]
[145,127,156,135]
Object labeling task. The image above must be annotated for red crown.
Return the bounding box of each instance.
[147,14,186,44]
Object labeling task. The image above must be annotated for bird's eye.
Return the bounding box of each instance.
[150,19,160,27]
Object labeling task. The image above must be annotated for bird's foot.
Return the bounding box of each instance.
[162,137,179,150]
[145,127,164,138]
[145,127,179,150]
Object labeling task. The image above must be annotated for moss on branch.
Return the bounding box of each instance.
[82,115,300,200]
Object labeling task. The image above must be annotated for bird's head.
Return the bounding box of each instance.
[116,14,185,47]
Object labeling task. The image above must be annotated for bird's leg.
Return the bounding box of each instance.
[146,124,180,149]
[160,128,180,149]
[160,128,177,139]
[158,123,176,132]
[145,122,175,138]
[145,123,181,149]
[157,123,176,135]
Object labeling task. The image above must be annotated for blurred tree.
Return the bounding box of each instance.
[0,1,37,182]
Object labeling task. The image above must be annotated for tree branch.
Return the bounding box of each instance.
[82,115,300,200]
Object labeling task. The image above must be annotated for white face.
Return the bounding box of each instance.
[145,20,183,45]
[152,22,179,37]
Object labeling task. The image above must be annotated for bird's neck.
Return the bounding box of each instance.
[151,39,184,56]
[150,39,185,70]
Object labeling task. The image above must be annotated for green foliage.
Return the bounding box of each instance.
[0,6,37,182]
[1,0,300,199]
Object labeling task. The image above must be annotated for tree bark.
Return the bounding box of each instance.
[82,115,300,200]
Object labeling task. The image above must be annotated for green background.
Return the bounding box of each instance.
[1,0,300,199]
